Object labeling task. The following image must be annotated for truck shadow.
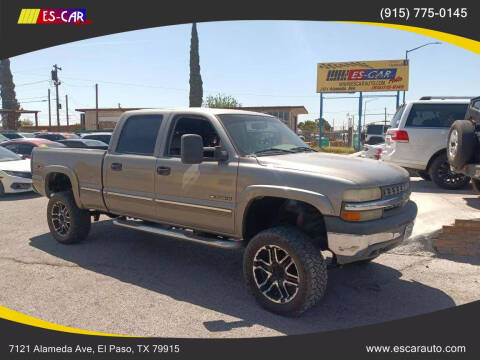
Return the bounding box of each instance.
[409,178,473,195]
[29,220,456,336]
[0,192,40,202]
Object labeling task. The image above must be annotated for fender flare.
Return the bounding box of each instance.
[43,165,83,208]
[236,185,335,237]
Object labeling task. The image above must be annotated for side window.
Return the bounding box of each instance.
[473,100,480,111]
[168,117,220,157]
[405,104,468,128]
[116,115,163,155]
[17,143,33,155]
[4,144,18,153]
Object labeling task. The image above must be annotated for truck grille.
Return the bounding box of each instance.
[382,182,409,198]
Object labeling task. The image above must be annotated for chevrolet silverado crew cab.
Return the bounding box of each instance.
[381,97,471,189]
[447,96,480,192]
[32,108,417,315]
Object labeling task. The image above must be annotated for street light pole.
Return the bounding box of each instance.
[402,41,441,104]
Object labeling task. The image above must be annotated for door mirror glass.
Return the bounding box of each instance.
[181,134,203,164]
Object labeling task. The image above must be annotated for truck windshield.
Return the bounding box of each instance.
[366,124,385,135]
[218,114,310,156]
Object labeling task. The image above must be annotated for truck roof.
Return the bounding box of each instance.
[121,107,275,117]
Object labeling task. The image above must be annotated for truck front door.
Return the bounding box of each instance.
[154,115,238,235]
[103,114,164,220]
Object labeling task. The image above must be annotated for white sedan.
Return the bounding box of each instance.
[0,147,33,195]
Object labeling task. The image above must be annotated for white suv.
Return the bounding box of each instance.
[381,97,471,189]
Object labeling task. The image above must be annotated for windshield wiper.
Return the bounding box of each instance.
[289,146,316,153]
[253,148,296,156]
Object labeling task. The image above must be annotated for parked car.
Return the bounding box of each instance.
[0,146,32,195]
[35,132,80,141]
[1,138,65,159]
[365,123,390,145]
[81,132,112,144]
[359,143,384,160]
[57,138,108,150]
[0,131,34,140]
[32,108,417,315]
[447,96,480,192]
[381,97,471,189]
[0,134,8,143]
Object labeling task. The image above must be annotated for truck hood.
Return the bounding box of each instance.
[256,152,408,186]
[0,159,31,172]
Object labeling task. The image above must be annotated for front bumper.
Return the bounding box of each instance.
[325,201,417,264]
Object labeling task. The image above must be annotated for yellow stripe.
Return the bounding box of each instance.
[345,21,480,55]
[17,9,27,24]
[32,9,40,23]
[0,305,133,337]
[28,9,37,24]
[24,9,33,24]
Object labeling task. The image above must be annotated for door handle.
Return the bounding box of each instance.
[111,163,122,171]
[157,166,171,176]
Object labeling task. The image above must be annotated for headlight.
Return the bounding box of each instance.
[2,170,31,179]
[343,187,381,202]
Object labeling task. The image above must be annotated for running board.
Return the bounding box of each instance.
[113,218,243,249]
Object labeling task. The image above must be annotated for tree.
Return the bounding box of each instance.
[0,58,20,129]
[204,93,241,108]
[189,23,203,107]
[18,118,34,127]
[298,119,332,141]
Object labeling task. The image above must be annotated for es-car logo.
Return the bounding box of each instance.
[326,69,398,81]
[18,9,91,25]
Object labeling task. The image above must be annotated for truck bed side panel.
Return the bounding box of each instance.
[32,148,107,211]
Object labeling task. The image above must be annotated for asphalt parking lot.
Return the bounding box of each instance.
[0,178,479,338]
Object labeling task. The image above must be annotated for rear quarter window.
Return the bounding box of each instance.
[116,115,163,155]
[405,103,468,128]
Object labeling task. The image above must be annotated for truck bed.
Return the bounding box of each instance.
[31,147,107,211]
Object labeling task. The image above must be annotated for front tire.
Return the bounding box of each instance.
[243,226,327,316]
[47,191,91,244]
[429,153,470,190]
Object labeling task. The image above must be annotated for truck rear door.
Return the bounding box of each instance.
[103,114,164,220]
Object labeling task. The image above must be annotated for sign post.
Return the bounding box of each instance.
[358,92,363,151]
[319,92,323,147]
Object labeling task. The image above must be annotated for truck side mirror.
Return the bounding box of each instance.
[181,134,203,164]
[214,146,229,161]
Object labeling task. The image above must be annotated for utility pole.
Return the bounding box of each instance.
[48,88,51,130]
[65,95,69,126]
[95,84,99,130]
[52,64,62,126]
[384,107,387,127]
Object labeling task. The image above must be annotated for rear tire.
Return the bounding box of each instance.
[0,182,4,196]
[47,191,91,244]
[447,120,476,170]
[429,153,470,190]
[243,226,327,316]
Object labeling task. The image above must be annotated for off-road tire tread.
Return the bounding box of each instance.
[429,153,470,190]
[244,226,327,316]
[47,191,91,244]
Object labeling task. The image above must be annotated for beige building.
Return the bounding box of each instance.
[76,107,142,130]
[76,105,308,131]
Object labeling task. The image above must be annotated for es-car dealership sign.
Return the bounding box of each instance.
[316,59,409,93]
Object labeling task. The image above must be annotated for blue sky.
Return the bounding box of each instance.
[10,21,480,128]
